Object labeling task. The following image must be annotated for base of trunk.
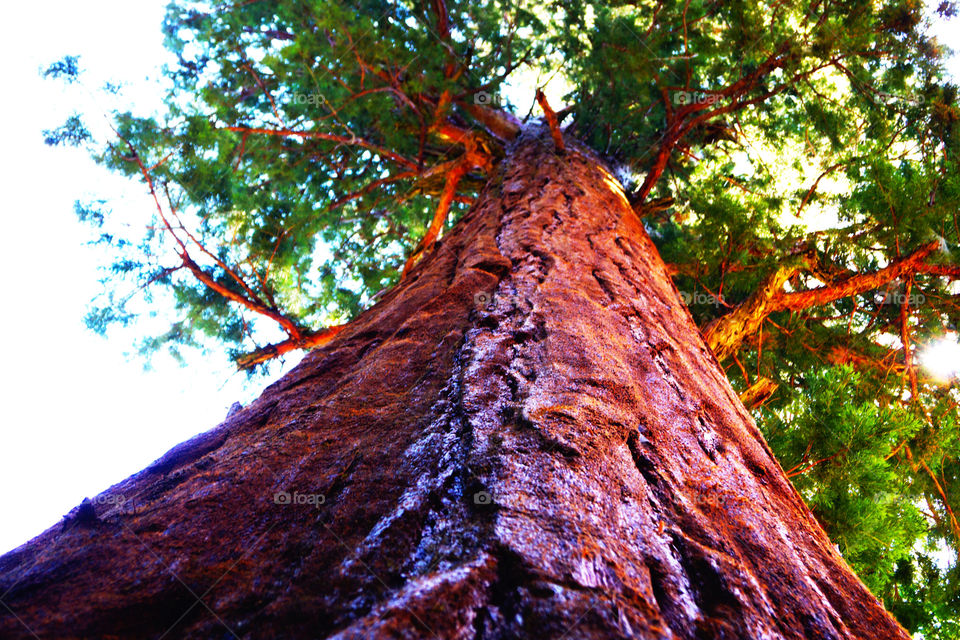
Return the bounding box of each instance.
[0,126,906,639]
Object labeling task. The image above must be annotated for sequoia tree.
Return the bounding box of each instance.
[4,0,960,637]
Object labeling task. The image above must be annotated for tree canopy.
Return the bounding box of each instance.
[45,0,960,635]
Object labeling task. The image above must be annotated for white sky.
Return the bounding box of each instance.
[0,2,957,555]
[0,0,294,555]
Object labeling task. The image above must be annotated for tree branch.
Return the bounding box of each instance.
[460,102,521,142]
[117,133,334,366]
[900,279,920,400]
[777,242,940,312]
[224,126,418,170]
[536,89,565,154]
[908,446,960,543]
[702,262,802,361]
[430,0,450,40]
[401,160,469,277]
[702,241,941,360]
[739,376,778,410]
[178,253,302,339]
[236,325,346,369]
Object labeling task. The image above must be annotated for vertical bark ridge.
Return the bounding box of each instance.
[0,125,907,639]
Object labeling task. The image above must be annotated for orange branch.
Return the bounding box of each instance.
[777,241,940,311]
[899,280,919,400]
[328,171,418,211]
[786,448,847,478]
[162,184,270,312]
[536,89,565,154]
[917,262,960,278]
[236,325,347,369]
[703,242,942,361]
[796,162,844,217]
[178,253,301,339]
[911,448,960,543]
[401,161,469,277]
[120,135,307,345]
[430,0,450,39]
[460,102,520,141]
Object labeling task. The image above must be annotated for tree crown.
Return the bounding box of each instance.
[45,0,960,633]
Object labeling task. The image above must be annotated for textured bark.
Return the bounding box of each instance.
[0,126,907,639]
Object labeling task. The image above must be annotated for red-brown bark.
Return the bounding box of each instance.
[0,126,907,639]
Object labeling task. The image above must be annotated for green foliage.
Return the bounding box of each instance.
[41,55,80,82]
[42,114,91,147]
[758,368,960,637]
[43,0,960,630]
[45,0,556,371]
[759,368,925,594]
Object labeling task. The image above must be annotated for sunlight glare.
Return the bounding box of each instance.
[921,336,960,380]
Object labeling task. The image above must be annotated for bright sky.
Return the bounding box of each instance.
[0,1,958,556]
[0,0,298,555]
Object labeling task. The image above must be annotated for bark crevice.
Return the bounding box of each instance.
[0,124,908,639]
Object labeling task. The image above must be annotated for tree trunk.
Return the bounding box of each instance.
[0,126,908,639]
